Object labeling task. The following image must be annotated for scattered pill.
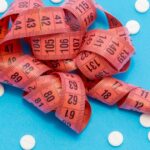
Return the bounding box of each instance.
[108,131,124,147]
[140,114,150,128]
[0,0,8,13]
[20,135,36,150]
[135,0,150,13]
[0,84,4,97]
[148,131,150,141]
[50,0,63,4]
[126,20,140,35]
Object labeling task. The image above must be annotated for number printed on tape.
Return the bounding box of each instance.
[0,0,150,134]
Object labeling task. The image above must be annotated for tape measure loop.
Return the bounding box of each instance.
[1,0,149,134]
[54,72,91,133]
[76,27,134,80]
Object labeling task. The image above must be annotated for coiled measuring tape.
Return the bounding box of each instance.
[0,0,149,133]
[86,77,150,114]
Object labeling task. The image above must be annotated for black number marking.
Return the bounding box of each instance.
[69,81,78,90]
[55,15,62,24]
[32,39,40,50]
[11,72,22,83]
[14,20,22,30]
[44,91,55,102]
[106,41,119,55]
[76,1,89,14]
[41,16,51,26]
[8,57,16,65]
[34,98,44,107]
[45,39,55,53]
[112,81,123,89]
[23,63,34,74]
[27,18,36,28]
[117,50,129,64]
[141,90,149,99]
[19,1,28,8]
[68,95,78,105]
[135,101,144,109]
[60,39,69,53]
[84,13,94,25]
[73,39,80,51]
[94,35,107,47]
[65,110,75,119]
[33,3,41,8]
[86,59,100,72]
[5,44,13,53]
[80,52,90,60]
[28,86,36,92]
[101,90,112,99]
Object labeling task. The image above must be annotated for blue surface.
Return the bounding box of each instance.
[0,0,150,150]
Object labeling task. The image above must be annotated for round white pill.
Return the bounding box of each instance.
[140,114,150,128]
[0,0,8,13]
[0,84,4,97]
[20,135,36,150]
[135,0,150,13]
[148,131,150,141]
[126,20,140,35]
[50,0,63,4]
[108,131,124,147]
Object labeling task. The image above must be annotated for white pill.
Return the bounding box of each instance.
[0,84,4,97]
[140,114,150,128]
[20,135,36,150]
[50,0,63,4]
[126,20,140,35]
[135,0,150,13]
[148,131,150,141]
[108,131,124,147]
[0,0,8,13]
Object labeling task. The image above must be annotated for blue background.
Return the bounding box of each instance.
[0,0,150,150]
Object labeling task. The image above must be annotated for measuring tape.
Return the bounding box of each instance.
[87,77,150,114]
[0,0,149,133]
[76,27,134,80]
